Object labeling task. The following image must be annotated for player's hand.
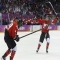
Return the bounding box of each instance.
[14,35,20,42]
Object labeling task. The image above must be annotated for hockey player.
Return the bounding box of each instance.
[36,15,57,53]
[1,17,23,60]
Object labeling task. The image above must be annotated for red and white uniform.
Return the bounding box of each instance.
[38,19,56,33]
[6,21,18,39]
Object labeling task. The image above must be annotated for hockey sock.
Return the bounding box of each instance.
[36,44,41,52]
[10,50,16,60]
[2,49,11,57]
[37,44,41,50]
[46,43,49,49]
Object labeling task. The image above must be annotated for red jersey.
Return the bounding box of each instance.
[5,21,18,39]
[38,19,56,33]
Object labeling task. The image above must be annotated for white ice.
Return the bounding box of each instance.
[0,31,60,60]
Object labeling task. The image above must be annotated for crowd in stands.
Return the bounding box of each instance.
[0,0,60,25]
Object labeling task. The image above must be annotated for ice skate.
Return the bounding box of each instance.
[46,48,48,53]
[36,49,39,53]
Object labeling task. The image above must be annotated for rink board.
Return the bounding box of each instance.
[0,25,59,32]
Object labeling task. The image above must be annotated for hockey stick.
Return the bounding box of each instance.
[19,29,41,39]
[46,1,57,16]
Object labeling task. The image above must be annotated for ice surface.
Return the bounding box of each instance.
[0,31,60,60]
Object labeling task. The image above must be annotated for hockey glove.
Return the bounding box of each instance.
[14,35,20,42]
